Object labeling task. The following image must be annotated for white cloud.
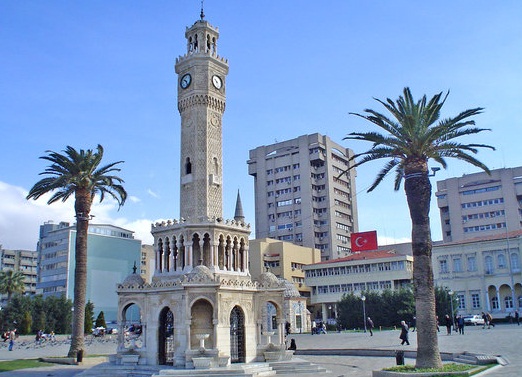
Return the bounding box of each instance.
[128,196,141,203]
[0,181,155,250]
[147,189,160,199]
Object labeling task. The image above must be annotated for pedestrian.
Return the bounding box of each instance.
[319,321,327,334]
[285,321,291,336]
[481,312,488,329]
[410,316,416,332]
[8,329,16,351]
[515,310,520,326]
[486,312,495,328]
[311,320,316,335]
[436,315,440,332]
[444,314,452,335]
[288,338,297,350]
[399,320,410,345]
[366,316,374,336]
[457,315,465,335]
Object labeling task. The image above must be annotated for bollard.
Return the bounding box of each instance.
[77,349,84,363]
[395,350,404,365]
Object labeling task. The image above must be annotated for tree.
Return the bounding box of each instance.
[0,270,26,304]
[345,88,494,368]
[95,311,107,329]
[26,145,127,357]
[85,301,95,334]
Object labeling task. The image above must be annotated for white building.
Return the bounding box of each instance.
[303,250,413,321]
[433,229,522,318]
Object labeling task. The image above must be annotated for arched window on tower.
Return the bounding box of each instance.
[186,158,192,174]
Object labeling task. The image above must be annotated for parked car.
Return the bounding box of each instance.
[463,315,485,326]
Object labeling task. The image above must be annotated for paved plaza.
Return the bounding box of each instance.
[0,323,520,376]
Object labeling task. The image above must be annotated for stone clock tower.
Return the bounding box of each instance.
[175,14,229,221]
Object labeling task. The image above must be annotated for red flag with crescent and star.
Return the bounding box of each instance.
[350,231,378,252]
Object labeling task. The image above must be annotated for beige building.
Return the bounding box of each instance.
[139,244,155,284]
[0,247,38,302]
[433,229,522,318]
[436,166,522,243]
[303,250,413,322]
[248,134,358,261]
[249,238,322,299]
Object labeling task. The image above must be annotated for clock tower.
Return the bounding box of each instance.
[175,12,229,221]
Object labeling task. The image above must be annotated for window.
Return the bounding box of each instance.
[467,256,477,272]
[505,295,514,309]
[491,296,499,310]
[511,253,520,270]
[457,294,465,310]
[485,256,494,274]
[471,293,480,309]
[439,259,448,273]
[498,254,506,269]
[453,258,462,273]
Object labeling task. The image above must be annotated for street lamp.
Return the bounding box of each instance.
[449,290,455,331]
[362,295,367,333]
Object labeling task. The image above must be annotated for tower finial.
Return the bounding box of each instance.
[200,0,205,20]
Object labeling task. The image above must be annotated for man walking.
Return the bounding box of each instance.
[366,317,374,336]
[515,310,520,326]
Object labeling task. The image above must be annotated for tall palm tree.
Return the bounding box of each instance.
[344,88,494,368]
[26,144,126,358]
[0,270,26,304]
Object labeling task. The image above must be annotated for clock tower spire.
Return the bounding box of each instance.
[175,17,229,221]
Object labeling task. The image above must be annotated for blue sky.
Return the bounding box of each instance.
[1,1,521,250]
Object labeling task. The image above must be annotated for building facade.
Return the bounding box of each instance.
[303,250,413,322]
[248,134,358,261]
[249,238,322,299]
[436,166,522,243]
[0,246,38,303]
[433,230,522,318]
[36,221,141,321]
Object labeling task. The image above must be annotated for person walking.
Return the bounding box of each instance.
[8,329,16,351]
[515,310,520,326]
[481,312,488,329]
[366,316,374,336]
[486,312,495,328]
[444,314,452,335]
[399,320,410,345]
[410,316,416,332]
[311,320,316,335]
[457,315,465,335]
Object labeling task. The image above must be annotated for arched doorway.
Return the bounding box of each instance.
[158,307,174,365]
[230,306,245,363]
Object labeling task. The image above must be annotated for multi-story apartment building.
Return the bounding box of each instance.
[140,244,155,284]
[0,246,38,303]
[436,166,522,243]
[303,250,413,322]
[433,229,522,318]
[37,221,141,321]
[249,238,322,299]
[248,133,358,261]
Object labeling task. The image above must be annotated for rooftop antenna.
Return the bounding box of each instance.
[200,0,205,20]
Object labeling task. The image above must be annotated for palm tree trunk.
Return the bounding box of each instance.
[404,172,443,369]
[67,193,91,358]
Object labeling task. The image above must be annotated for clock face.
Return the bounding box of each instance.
[180,73,191,89]
[212,75,222,89]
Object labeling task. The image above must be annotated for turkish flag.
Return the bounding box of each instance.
[351,231,378,251]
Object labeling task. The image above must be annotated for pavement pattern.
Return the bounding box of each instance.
[0,323,520,376]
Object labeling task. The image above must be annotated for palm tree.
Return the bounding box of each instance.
[0,270,26,304]
[26,144,126,358]
[344,88,494,368]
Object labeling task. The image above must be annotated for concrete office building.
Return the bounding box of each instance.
[433,230,522,318]
[0,246,38,303]
[248,134,358,261]
[436,166,522,243]
[37,221,141,321]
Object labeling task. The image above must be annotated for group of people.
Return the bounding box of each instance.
[1,329,17,351]
[311,320,327,335]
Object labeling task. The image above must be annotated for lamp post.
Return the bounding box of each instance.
[362,295,367,333]
[449,290,455,331]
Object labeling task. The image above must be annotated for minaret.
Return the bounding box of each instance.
[175,13,229,221]
[234,190,245,224]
